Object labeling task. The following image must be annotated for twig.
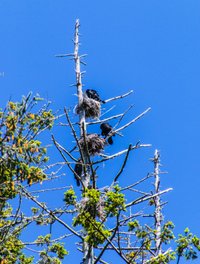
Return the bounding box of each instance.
[121,173,153,191]
[113,105,133,130]
[112,144,132,184]
[30,186,71,194]
[55,53,74,57]
[94,214,123,264]
[86,113,123,125]
[23,233,73,245]
[104,90,133,103]
[115,107,151,134]
[64,108,83,159]
[52,139,78,162]
[128,188,151,195]
[93,144,151,165]
[126,188,173,208]
[52,134,85,188]
[19,185,82,239]
[101,105,116,117]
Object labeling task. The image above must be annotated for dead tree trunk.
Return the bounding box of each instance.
[153,149,162,255]
[73,19,93,264]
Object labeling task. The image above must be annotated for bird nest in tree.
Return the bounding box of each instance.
[78,134,105,156]
[76,97,101,119]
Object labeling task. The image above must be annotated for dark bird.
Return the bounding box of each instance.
[74,159,82,186]
[85,89,105,104]
[100,123,114,145]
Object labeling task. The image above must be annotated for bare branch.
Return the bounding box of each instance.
[19,185,83,239]
[101,105,116,117]
[93,143,151,165]
[112,144,132,184]
[104,90,133,103]
[92,214,129,264]
[55,53,74,57]
[30,186,71,194]
[23,233,73,246]
[115,107,151,134]
[126,188,173,208]
[121,173,153,191]
[86,113,123,125]
[113,105,134,130]
[52,136,78,162]
[52,134,85,188]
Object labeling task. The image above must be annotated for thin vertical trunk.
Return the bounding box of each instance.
[73,19,93,264]
[154,149,162,255]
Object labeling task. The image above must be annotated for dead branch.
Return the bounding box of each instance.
[52,137,78,162]
[64,108,84,160]
[115,107,151,134]
[104,90,133,103]
[113,105,134,130]
[19,185,82,239]
[30,186,71,194]
[121,173,153,191]
[52,134,85,188]
[93,143,151,165]
[86,113,123,125]
[112,144,132,184]
[126,188,173,208]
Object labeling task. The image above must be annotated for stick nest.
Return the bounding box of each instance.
[79,134,105,156]
[76,97,101,119]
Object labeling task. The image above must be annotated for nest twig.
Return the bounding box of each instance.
[76,96,101,119]
[78,134,105,156]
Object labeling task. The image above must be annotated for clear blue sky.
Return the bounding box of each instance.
[0,1,200,263]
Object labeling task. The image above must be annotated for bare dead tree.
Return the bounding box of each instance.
[54,19,174,264]
[52,20,177,264]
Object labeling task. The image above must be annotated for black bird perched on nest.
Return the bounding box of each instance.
[100,123,115,145]
[85,89,105,104]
